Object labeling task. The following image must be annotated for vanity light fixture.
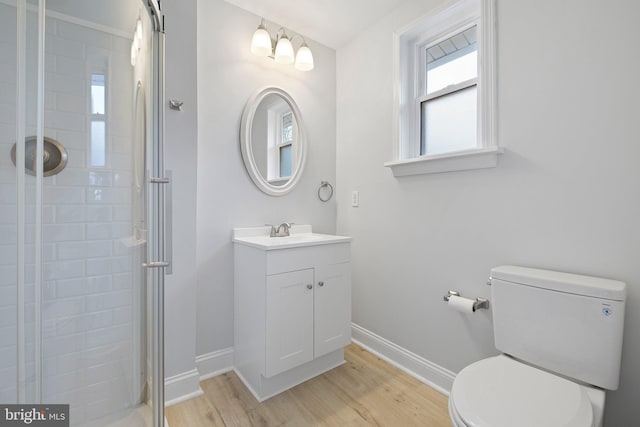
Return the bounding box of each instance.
[250,18,314,71]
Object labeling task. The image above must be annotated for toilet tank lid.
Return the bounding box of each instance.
[490,265,626,301]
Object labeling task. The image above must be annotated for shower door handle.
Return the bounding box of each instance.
[148,171,173,274]
[143,261,170,268]
[164,170,173,275]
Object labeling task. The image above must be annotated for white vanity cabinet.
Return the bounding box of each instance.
[265,262,351,377]
[265,268,315,377]
[313,263,352,358]
[233,226,351,401]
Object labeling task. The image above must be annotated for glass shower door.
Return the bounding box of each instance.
[1,0,166,426]
[0,0,21,407]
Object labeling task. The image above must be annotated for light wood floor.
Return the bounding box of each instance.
[166,344,452,427]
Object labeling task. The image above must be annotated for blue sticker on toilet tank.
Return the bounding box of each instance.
[602,307,612,316]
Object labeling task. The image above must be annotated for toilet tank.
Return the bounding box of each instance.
[490,265,626,390]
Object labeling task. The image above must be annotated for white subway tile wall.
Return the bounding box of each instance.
[0,6,141,425]
[0,2,18,406]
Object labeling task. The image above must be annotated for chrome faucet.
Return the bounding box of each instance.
[266,222,293,237]
[276,222,293,237]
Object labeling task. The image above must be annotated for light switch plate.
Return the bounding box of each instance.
[351,191,359,207]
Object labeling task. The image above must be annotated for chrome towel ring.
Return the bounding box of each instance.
[318,181,333,202]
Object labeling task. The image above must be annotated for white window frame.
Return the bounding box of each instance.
[419,24,478,156]
[267,104,296,184]
[386,0,500,176]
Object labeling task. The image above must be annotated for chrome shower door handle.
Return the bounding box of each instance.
[165,170,173,275]
[143,261,170,268]
[147,170,173,274]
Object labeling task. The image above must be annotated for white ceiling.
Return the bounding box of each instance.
[223,0,407,49]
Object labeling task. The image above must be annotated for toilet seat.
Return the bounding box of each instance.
[449,355,594,427]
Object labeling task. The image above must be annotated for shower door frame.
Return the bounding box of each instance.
[146,1,168,426]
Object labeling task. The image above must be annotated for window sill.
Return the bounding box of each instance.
[384,146,503,177]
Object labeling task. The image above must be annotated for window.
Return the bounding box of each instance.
[89,73,107,167]
[279,112,293,178]
[421,26,477,156]
[266,101,296,183]
[386,0,499,176]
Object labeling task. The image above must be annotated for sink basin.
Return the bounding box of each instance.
[232,225,351,250]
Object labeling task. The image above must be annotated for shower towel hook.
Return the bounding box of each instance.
[169,99,183,111]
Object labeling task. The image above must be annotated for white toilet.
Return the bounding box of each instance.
[449,265,626,427]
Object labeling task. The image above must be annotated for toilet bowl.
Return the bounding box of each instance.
[448,355,605,427]
[447,266,625,427]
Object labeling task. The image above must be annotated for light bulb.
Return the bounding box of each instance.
[294,43,314,71]
[130,42,137,67]
[251,24,272,56]
[274,35,294,64]
[136,19,143,46]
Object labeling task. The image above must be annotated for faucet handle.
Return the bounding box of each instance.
[265,224,277,237]
[275,222,294,237]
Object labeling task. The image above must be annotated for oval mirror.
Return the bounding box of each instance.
[240,87,307,196]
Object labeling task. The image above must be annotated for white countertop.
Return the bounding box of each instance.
[232,225,351,250]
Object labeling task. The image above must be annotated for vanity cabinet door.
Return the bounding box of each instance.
[314,262,352,358]
[265,268,314,377]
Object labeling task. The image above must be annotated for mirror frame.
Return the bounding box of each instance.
[240,87,307,196]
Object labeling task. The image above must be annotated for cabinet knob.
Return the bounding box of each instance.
[307,284,313,290]
[318,281,324,287]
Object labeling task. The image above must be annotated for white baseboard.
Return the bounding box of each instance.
[164,369,204,407]
[351,323,455,396]
[196,347,234,381]
[163,348,233,407]
[165,329,454,408]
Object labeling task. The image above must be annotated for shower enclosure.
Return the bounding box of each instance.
[0,0,167,425]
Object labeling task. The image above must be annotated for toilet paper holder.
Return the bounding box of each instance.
[443,291,490,311]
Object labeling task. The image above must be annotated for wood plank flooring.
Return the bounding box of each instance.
[166,343,452,426]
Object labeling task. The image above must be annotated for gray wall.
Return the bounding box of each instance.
[335,0,640,424]
[195,0,337,356]
[163,0,199,383]
[170,0,640,423]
